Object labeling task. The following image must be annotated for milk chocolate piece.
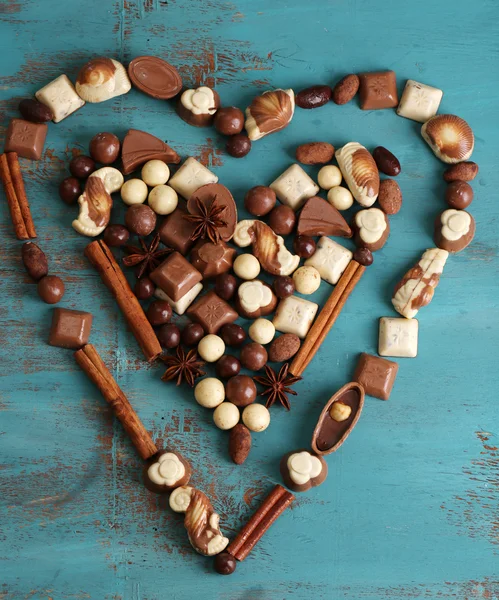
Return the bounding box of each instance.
[353,353,398,401]
[158,203,197,254]
[236,281,277,319]
[121,129,181,175]
[311,382,364,455]
[297,196,351,238]
[5,119,48,160]
[280,450,327,493]
[434,209,475,253]
[143,449,192,494]
[128,56,182,99]
[150,252,202,301]
[49,308,93,349]
[187,290,238,334]
[187,183,237,242]
[177,86,220,127]
[352,208,390,251]
[190,240,235,279]
[358,70,398,110]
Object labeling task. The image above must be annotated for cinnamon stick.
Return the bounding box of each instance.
[75,344,158,460]
[85,240,162,362]
[6,152,36,238]
[0,153,29,239]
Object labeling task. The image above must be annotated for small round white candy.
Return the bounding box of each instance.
[327,186,354,211]
[318,165,342,190]
[213,402,240,430]
[292,266,321,295]
[233,254,260,280]
[249,318,275,345]
[148,185,178,215]
[141,160,170,186]
[197,334,225,363]
[194,377,225,408]
[121,178,148,205]
[242,403,270,432]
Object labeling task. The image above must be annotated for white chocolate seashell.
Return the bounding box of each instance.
[169,486,194,513]
[421,114,474,164]
[245,89,295,141]
[89,167,124,194]
[76,57,131,103]
[335,142,379,207]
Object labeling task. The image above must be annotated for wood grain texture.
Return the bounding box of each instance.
[1,0,498,598]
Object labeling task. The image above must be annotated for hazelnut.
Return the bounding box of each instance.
[329,401,352,422]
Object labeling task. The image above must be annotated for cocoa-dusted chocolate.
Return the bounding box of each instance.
[293,235,316,258]
[48,308,93,349]
[70,155,96,178]
[125,204,157,236]
[128,56,182,99]
[22,242,48,281]
[190,240,235,279]
[177,86,220,127]
[268,333,301,363]
[159,203,197,254]
[214,107,245,135]
[434,209,475,253]
[182,323,205,346]
[358,70,398,110]
[216,355,241,379]
[157,323,181,349]
[353,352,398,401]
[103,224,130,247]
[143,450,192,494]
[280,450,327,492]
[134,276,155,300]
[89,132,120,164]
[372,146,401,176]
[236,280,277,319]
[5,118,47,160]
[240,342,268,371]
[445,181,473,210]
[59,177,81,204]
[37,275,65,304]
[226,375,257,407]
[226,134,251,158]
[121,129,181,175]
[273,275,295,299]
[378,179,402,215]
[352,208,390,251]
[18,98,53,123]
[332,74,360,105]
[228,424,251,465]
[244,186,276,217]
[297,196,351,238]
[245,89,295,141]
[295,85,332,109]
[187,290,238,334]
[215,273,237,301]
[150,252,202,301]
[220,323,246,347]
[268,205,296,236]
[146,300,172,326]
[443,161,479,183]
[295,142,335,165]
[187,183,238,242]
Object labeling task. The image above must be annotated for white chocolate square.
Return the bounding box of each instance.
[270,164,319,211]
[397,80,443,123]
[273,295,318,338]
[155,283,203,315]
[35,75,85,123]
[378,317,418,358]
[305,237,352,285]
[168,157,218,200]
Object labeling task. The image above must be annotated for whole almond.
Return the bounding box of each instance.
[443,161,479,182]
[296,142,335,165]
[268,333,301,363]
[21,242,49,281]
[332,74,360,105]
[378,179,402,215]
[296,85,332,109]
[229,424,252,465]
[18,99,53,123]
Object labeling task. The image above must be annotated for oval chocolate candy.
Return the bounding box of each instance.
[128,56,183,100]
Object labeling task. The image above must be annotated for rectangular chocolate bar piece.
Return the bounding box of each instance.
[49,308,93,349]
[5,119,48,160]
[353,352,398,401]
[158,203,197,254]
[358,70,398,110]
[150,251,202,301]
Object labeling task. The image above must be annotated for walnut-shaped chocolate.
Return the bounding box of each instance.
[143,449,192,494]
[280,450,327,493]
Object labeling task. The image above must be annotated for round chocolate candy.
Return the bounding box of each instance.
[214,273,237,301]
[293,235,316,258]
[59,177,81,205]
[146,300,172,326]
[226,134,251,158]
[353,247,374,266]
[37,275,65,304]
[181,323,205,346]
[220,323,246,347]
[89,132,120,164]
[125,204,157,236]
[214,107,245,136]
[157,323,181,349]
[134,276,155,300]
[216,355,241,379]
[69,155,96,179]
[244,186,276,217]
[214,552,237,575]
[226,375,257,407]
[273,275,295,299]
[268,205,296,236]
[240,342,268,371]
[103,224,130,247]
[445,180,474,210]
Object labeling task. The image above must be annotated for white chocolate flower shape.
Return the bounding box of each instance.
[169,486,194,513]
[287,451,323,485]
[148,452,185,487]
[239,281,272,314]
[181,87,218,115]
[440,209,471,241]
[355,208,386,244]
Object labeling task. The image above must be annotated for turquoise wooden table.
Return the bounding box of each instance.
[1,0,498,598]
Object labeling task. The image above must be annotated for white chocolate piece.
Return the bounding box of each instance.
[148,452,185,487]
[233,253,260,280]
[355,208,387,244]
[238,281,273,315]
[440,209,471,241]
[75,58,131,103]
[397,79,443,123]
[292,266,321,295]
[155,283,203,316]
[379,317,418,358]
[181,87,218,116]
[194,377,225,408]
[305,236,352,285]
[35,75,85,123]
[327,186,354,211]
[287,451,323,486]
[249,319,275,345]
[273,295,318,339]
[169,486,194,513]
[148,185,178,215]
[213,402,240,430]
[318,165,342,190]
[242,404,270,432]
[270,164,319,211]
[141,160,170,186]
[335,142,379,207]
[168,157,218,200]
[90,167,124,194]
[197,334,225,362]
[329,401,352,422]
[120,178,148,205]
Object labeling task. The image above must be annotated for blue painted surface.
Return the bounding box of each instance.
[1,1,498,598]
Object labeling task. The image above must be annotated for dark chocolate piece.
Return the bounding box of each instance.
[182,323,205,346]
[190,240,236,279]
[49,308,92,349]
[358,71,398,110]
[268,205,296,236]
[103,224,130,247]
[156,323,181,349]
[220,323,246,347]
[216,355,241,379]
[214,552,237,575]
[121,129,181,175]
[215,273,237,301]
[59,177,81,205]
[5,118,48,160]
[240,343,268,371]
[297,196,351,238]
[150,252,202,301]
[293,235,316,258]
[225,375,256,407]
[128,56,182,100]
[158,203,197,254]
[353,352,398,401]
[146,300,172,326]
[226,134,251,158]
[18,99,53,123]
[70,155,96,178]
[187,290,238,334]
[37,275,65,304]
[445,181,473,210]
[187,183,237,242]
[372,146,401,176]
[125,204,157,236]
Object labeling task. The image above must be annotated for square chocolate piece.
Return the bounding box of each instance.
[378,317,418,358]
[48,308,93,349]
[358,70,398,110]
[150,252,202,301]
[5,119,48,160]
[35,74,85,123]
[187,290,238,334]
[158,203,197,254]
[168,157,218,200]
[397,79,443,123]
[353,352,398,401]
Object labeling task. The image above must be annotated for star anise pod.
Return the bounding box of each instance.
[254,363,302,410]
[160,346,205,387]
[184,196,228,244]
[122,233,173,278]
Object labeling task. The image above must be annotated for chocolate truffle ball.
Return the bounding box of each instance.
[445,180,474,210]
[353,247,373,266]
[226,134,251,158]
[37,275,65,304]
[293,235,316,258]
[215,273,238,301]
[216,355,241,379]
[89,132,120,164]
[226,374,257,407]
[268,205,296,236]
[69,155,96,179]
[182,323,205,346]
[146,300,172,326]
[214,552,237,575]
[103,224,130,247]
[220,323,246,347]
[134,276,155,300]
[240,343,268,371]
[273,275,295,299]
[59,177,81,205]
[244,186,277,217]
[157,323,181,349]
[125,204,157,236]
[214,107,244,136]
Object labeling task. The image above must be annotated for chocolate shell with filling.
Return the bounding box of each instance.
[297,196,352,237]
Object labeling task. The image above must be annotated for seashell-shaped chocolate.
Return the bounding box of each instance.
[421,114,474,164]
[76,57,131,103]
[245,89,295,141]
[311,382,365,455]
[335,142,380,207]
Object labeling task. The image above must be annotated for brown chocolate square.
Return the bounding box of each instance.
[353,352,398,400]
[49,308,93,349]
[187,290,238,334]
[5,118,48,160]
[150,252,202,301]
[158,202,196,254]
[358,71,398,110]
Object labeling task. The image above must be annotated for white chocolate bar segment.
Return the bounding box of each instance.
[305,236,352,285]
[36,75,85,123]
[155,283,203,315]
[270,164,319,211]
[168,157,218,200]
[273,295,318,338]
[379,317,418,358]
[397,80,443,123]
